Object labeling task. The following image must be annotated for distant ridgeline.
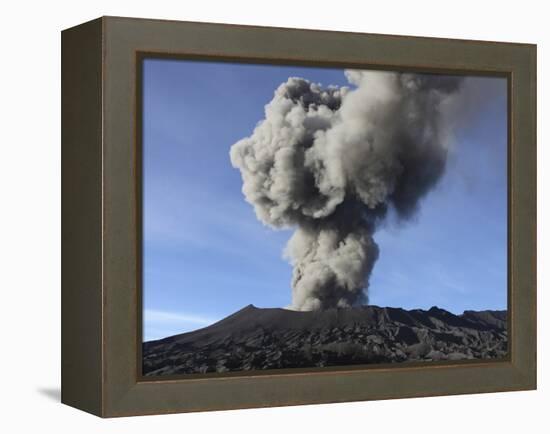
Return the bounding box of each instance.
[142,305,508,376]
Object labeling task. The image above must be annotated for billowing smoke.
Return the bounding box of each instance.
[230,70,463,310]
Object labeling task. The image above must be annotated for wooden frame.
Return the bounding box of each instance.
[61,16,537,417]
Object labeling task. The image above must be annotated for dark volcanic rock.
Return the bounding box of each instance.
[142,305,508,376]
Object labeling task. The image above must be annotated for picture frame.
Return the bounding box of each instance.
[61,16,536,417]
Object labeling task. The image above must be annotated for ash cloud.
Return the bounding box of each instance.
[230,70,464,311]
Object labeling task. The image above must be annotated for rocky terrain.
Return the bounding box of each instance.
[142,304,507,376]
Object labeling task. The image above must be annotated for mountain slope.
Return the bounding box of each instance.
[143,305,507,376]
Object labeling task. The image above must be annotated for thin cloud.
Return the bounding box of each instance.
[144,309,215,326]
[143,175,290,269]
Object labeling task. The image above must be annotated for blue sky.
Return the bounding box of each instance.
[142,58,507,341]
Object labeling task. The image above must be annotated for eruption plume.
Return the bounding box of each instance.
[230,70,463,310]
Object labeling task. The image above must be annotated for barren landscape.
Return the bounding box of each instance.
[143,304,508,376]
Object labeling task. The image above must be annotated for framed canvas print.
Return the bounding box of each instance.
[61,16,536,417]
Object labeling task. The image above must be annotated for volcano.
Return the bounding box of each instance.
[142,304,507,376]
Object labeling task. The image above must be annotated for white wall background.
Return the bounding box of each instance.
[0,0,546,431]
